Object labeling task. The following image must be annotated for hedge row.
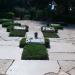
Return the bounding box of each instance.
[9,29,26,37]
[42,32,59,38]
[19,38,26,48]
[45,38,50,48]
[21,44,49,60]
[50,24,63,30]
[0,19,13,24]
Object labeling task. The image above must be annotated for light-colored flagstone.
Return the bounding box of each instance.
[6,60,59,75]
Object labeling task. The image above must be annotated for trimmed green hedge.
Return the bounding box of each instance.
[7,25,14,32]
[43,32,59,38]
[14,23,21,26]
[9,29,26,37]
[19,38,26,48]
[2,22,14,27]
[45,38,50,48]
[51,24,63,29]
[25,25,29,32]
[21,44,49,60]
[0,19,13,24]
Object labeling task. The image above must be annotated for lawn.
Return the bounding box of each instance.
[21,44,49,60]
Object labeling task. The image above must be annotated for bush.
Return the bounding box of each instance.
[25,25,29,32]
[7,25,14,32]
[2,22,14,27]
[51,24,63,29]
[14,23,21,26]
[21,44,49,60]
[19,38,26,48]
[9,29,26,37]
[43,32,59,38]
[0,19,13,24]
[45,39,50,48]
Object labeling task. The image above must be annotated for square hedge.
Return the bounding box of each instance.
[2,22,14,27]
[42,32,59,38]
[21,44,49,60]
[0,19,13,24]
[9,29,26,37]
[19,38,26,48]
[7,25,14,32]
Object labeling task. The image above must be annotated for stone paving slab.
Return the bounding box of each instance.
[6,60,59,75]
[68,69,75,75]
[48,42,75,53]
[0,46,23,60]
[0,59,14,74]
[58,61,75,72]
[49,53,75,60]
[0,41,19,47]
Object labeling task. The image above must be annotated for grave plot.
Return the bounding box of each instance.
[19,31,49,60]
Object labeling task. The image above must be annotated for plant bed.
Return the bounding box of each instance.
[19,38,26,48]
[42,32,59,38]
[9,29,26,37]
[21,44,49,60]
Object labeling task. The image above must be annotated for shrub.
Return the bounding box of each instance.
[14,23,21,26]
[7,25,14,32]
[45,38,50,48]
[19,38,26,48]
[51,24,63,29]
[25,25,29,32]
[0,19,13,24]
[21,44,49,60]
[2,22,14,27]
[43,32,59,38]
[9,29,26,37]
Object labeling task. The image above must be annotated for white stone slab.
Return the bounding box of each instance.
[0,46,23,60]
[49,53,75,60]
[26,31,45,44]
[48,42,75,52]
[68,69,75,75]
[43,27,55,31]
[0,41,19,47]
[58,61,75,72]
[58,71,69,75]
[14,26,26,30]
[6,60,59,75]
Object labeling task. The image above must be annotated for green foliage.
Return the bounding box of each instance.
[7,25,14,32]
[14,23,21,26]
[43,32,59,38]
[25,25,29,32]
[51,24,63,29]
[0,19,13,24]
[45,38,50,48]
[2,22,14,27]
[30,7,36,20]
[22,44,49,60]
[19,38,26,48]
[9,29,26,37]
